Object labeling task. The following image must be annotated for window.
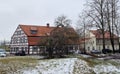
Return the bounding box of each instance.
[31,30,37,34]
[22,37,27,43]
[25,39,27,43]
[93,41,94,44]
[88,47,90,51]
[92,47,95,50]
[17,31,21,35]
[32,46,38,52]
[21,31,24,34]
[99,46,101,50]
[25,47,28,52]
[21,47,24,50]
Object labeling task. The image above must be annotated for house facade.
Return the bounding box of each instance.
[80,29,119,52]
[10,24,80,55]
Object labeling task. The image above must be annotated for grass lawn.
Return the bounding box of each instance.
[0,56,38,74]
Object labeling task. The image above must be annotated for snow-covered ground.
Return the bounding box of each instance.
[20,58,120,74]
[21,58,92,74]
[93,65,120,74]
[22,58,77,74]
[93,59,120,74]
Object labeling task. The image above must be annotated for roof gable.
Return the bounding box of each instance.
[90,30,118,38]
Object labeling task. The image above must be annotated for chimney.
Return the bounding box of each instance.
[46,23,50,28]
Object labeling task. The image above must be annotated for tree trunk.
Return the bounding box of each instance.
[110,39,115,53]
[102,32,105,50]
[119,43,120,53]
[48,48,53,58]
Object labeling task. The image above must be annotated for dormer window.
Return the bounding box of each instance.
[30,27,38,34]
[31,30,37,34]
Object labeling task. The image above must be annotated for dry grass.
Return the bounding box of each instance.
[0,56,38,74]
[67,54,120,67]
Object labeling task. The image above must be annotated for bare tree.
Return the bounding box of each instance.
[115,17,120,53]
[112,0,120,53]
[104,0,120,53]
[76,13,93,53]
[38,15,79,58]
[38,26,79,58]
[54,15,71,27]
[51,25,79,56]
[0,40,9,51]
[85,0,107,50]
[81,0,120,53]
[53,15,79,57]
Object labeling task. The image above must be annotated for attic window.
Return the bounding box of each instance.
[31,30,37,34]
[30,27,38,34]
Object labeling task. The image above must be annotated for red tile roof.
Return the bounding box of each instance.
[28,37,41,45]
[20,24,54,37]
[19,24,54,45]
[19,24,78,45]
[28,37,49,46]
[90,30,118,38]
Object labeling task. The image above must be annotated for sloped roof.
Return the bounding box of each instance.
[19,24,79,45]
[27,37,41,45]
[19,24,54,36]
[90,30,118,38]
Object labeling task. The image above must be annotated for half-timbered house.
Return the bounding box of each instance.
[10,24,79,55]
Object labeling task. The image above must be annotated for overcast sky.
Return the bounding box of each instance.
[0,0,86,41]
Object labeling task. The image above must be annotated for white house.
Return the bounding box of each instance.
[80,29,119,52]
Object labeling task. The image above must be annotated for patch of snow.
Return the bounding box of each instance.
[73,59,92,74]
[79,54,91,58]
[20,57,120,74]
[93,64,120,74]
[22,58,77,74]
[23,69,39,74]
